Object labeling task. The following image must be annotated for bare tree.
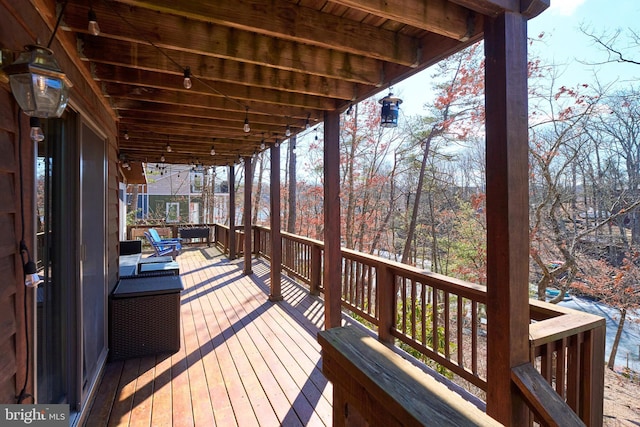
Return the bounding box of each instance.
[581,26,640,67]
[401,43,484,265]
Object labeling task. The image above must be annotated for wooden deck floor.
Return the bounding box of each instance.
[86,247,334,426]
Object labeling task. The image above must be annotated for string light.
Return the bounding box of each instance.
[243,107,250,133]
[29,117,44,142]
[20,241,42,288]
[88,6,100,36]
[166,142,172,152]
[305,113,311,129]
[160,155,165,162]
[285,124,291,137]
[183,67,192,89]
[346,103,354,115]
[210,146,216,156]
[123,129,129,140]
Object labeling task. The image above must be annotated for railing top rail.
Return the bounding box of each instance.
[281,230,325,247]
[528,298,592,321]
[529,312,606,347]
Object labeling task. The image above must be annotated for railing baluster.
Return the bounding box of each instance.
[566,334,581,411]
[377,264,394,344]
[556,338,567,397]
[367,264,373,316]
[411,279,417,340]
[401,278,407,336]
[432,287,438,353]
[420,282,427,345]
[472,300,478,375]
[457,297,464,368]
[444,291,450,359]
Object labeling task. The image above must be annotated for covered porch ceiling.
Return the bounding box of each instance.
[55,0,546,166]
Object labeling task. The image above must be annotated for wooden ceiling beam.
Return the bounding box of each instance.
[120,120,300,138]
[122,147,253,165]
[78,37,383,87]
[100,0,421,64]
[448,0,548,18]
[94,68,342,111]
[103,82,334,113]
[119,113,306,133]
[111,98,323,123]
[332,0,482,41]
[68,12,387,86]
[92,62,361,101]
[121,138,267,154]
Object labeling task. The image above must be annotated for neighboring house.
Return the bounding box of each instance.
[128,164,229,224]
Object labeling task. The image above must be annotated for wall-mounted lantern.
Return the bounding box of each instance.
[378,93,403,128]
[3,45,72,118]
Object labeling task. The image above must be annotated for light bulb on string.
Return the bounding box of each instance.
[88,7,100,36]
[160,155,165,163]
[285,124,291,137]
[243,107,250,133]
[29,117,44,142]
[20,241,42,288]
[210,146,216,156]
[123,129,129,140]
[183,67,192,89]
[305,113,311,129]
[166,142,172,152]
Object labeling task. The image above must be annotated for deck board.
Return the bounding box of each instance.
[86,247,334,426]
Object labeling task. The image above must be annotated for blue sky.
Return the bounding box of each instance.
[395,0,640,116]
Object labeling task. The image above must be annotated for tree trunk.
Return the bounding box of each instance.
[370,154,397,255]
[253,152,265,224]
[607,308,627,370]
[401,131,435,264]
[345,105,358,248]
[287,136,297,233]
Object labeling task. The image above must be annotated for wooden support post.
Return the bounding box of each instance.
[582,325,605,425]
[228,164,236,260]
[484,11,530,424]
[269,143,283,301]
[310,243,321,296]
[243,156,253,275]
[324,110,342,329]
[377,264,395,344]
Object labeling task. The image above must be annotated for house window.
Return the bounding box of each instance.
[191,171,203,193]
[166,202,180,222]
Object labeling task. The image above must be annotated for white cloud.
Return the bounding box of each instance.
[549,0,586,16]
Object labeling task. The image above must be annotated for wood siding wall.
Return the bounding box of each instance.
[1,0,120,405]
[0,85,34,403]
[108,137,120,295]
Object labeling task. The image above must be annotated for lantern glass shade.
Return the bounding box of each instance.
[4,45,72,118]
[378,93,403,128]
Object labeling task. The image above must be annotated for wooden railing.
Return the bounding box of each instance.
[218,224,605,426]
[127,223,217,240]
